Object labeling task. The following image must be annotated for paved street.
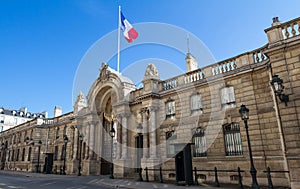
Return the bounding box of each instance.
[0,170,241,189]
[0,174,113,189]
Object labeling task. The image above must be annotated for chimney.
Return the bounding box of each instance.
[185,52,198,72]
[54,106,62,117]
[271,16,281,27]
[42,111,48,118]
[20,107,27,114]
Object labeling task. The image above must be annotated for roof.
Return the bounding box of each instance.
[0,107,47,119]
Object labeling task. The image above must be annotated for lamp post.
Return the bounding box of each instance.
[109,120,116,179]
[270,75,289,106]
[239,104,260,189]
[36,140,42,173]
[78,134,83,176]
[137,123,143,181]
[63,135,68,175]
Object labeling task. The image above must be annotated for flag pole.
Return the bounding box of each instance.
[117,6,121,73]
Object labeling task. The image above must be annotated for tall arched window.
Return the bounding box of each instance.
[28,147,32,161]
[223,123,243,156]
[192,128,207,157]
[22,148,25,161]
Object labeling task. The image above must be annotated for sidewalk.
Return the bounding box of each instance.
[96,177,235,189]
[0,170,240,189]
[0,169,76,178]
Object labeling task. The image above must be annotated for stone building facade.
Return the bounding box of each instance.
[0,17,300,188]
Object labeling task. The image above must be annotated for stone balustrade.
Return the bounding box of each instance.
[184,69,204,84]
[281,17,300,40]
[158,45,269,92]
[162,78,178,90]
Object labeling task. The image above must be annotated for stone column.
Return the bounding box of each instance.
[85,125,90,159]
[73,127,78,160]
[142,108,149,159]
[149,106,158,159]
[89,123,94,160]
[121,114,129,159]
[115,120,121,160]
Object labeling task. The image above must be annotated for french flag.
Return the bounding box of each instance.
[120,11,138,43]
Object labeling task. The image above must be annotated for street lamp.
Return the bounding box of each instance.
[63,135,68,175]
[239,104,260,189]
[136,123,143,181]
[109,121,115,179]
[78,134,83,176]
[36,140,42,173]
[270,75,289,106]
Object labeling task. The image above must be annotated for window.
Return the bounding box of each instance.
[192,128,207,157]
[54,146,58,161]
[190,93,202,114]
[28,147,32,161]
[8,151,11,162]
[56,127,60,139]
[220,86,236,109]
[63,126,67,136]
[0,116,4,123]
[223,123,243,156]
[166,131,177,157]
[165,100,175,119]
[22,148,25,161]
[61,145,65,160]
[16,149,19,161]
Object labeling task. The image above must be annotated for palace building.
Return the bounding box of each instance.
[0,17,300,188]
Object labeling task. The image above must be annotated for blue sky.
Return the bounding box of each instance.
[0,0,299,117]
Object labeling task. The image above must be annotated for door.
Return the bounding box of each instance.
[175,151,185,184]
[135,135,143,172]
[45,153,53,174]
[174,143,193,186]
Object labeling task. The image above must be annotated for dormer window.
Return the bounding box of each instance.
[12,110,17,116]
[0,116,4,124]
[19,112,24,117]
[32,114,36,118]
[26,113,31,118]
[0,108,3,114]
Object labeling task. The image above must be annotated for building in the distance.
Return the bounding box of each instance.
[0,107,48,132]
[0,17,300,189]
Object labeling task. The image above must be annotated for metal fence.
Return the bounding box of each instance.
[144,166,289,188]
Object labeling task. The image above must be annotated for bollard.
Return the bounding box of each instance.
[214,167,220,187]
[145,167,149,182]
[194,167,199,185]
[159,167,163,183]
[237,167,243,189]
[267,167,274,189]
